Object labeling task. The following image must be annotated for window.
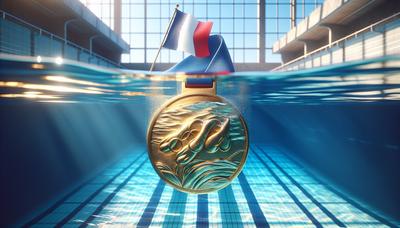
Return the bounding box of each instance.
[264,0,323,63]
[80,0,114,30]
[82,0,323,64]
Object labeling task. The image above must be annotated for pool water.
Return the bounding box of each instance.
[1,54,399,227]
[21,145,395,227]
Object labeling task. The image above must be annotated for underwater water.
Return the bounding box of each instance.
[1,54,400,227]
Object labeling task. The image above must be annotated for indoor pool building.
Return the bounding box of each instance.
[1,0,400,227]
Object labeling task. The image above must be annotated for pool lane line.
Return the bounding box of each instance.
[275,145,397,227]
[255,145,346,227]
[250,146,322,228]
[137,180,166,227]
[218,185,244,228]
[238,173,270,228]
[77,157,147,227]
[59,154,146,226]
[23,152,143,227]
[162,189,188,227]
[196,194,209,227]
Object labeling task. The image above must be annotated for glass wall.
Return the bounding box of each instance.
[80,0,115,30]
[82,0,323,64]
[119,0,260,63]
[265,0,323,62]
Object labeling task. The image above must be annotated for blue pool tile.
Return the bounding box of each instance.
[23,145,398,227]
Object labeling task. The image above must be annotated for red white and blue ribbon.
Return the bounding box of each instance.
[163,10,213,58]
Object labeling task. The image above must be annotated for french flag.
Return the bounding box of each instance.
[163,10,213,58]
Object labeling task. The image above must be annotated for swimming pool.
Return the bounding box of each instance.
[1,54,399,226]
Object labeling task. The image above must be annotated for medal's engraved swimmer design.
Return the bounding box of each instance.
[159,118,231,165]
[148,95,248,193]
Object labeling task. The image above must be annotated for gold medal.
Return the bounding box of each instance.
[147,79,248,193]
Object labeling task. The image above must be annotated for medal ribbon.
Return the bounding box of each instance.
[185,78,214,88]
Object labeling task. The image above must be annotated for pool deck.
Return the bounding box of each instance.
[23,145,398,227]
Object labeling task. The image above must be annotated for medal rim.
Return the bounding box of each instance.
[147,93,249,194]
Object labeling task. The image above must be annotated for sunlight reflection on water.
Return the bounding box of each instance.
[1,55,400,104]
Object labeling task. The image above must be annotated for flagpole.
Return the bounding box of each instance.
[149,4,179,71]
